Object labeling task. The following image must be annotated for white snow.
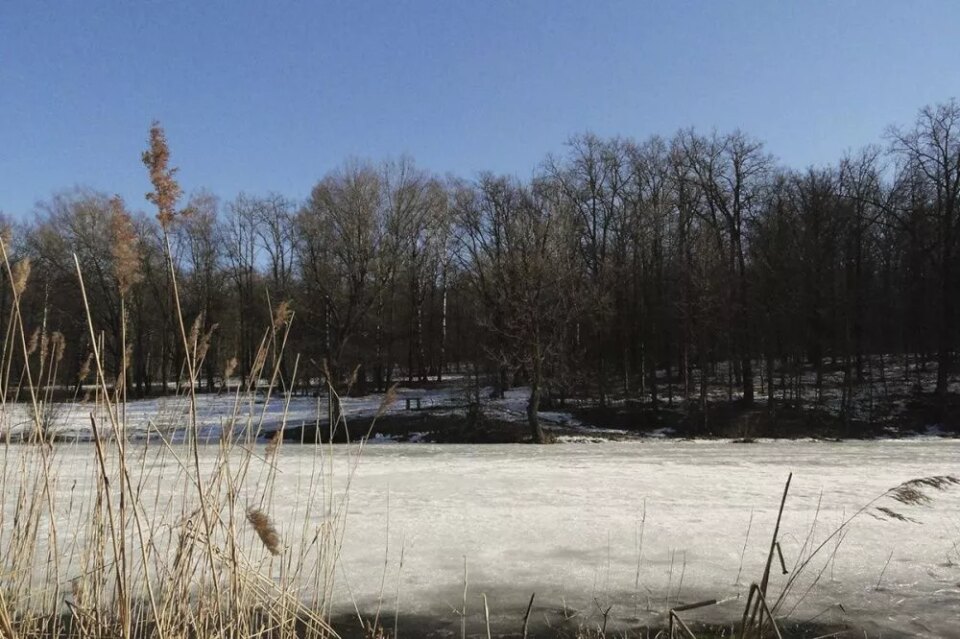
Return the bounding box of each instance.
[3,439,958,636]
[0,383,615,443]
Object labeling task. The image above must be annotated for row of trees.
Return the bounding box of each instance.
[1,100,958,441]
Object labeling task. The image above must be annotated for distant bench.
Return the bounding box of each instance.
[404,396,422,411]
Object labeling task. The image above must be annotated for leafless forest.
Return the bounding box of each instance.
[3,100,960,442]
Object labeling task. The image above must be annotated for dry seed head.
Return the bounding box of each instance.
[346,363,360,393]
[27,327,40,355]
[903,475,959,490]
[109,196,143,296]
[890,486,930,506]
[246,507,282,556]
[875,475,960,523]
[142,122,182,231]
[273,300,292,330]
[874,506,918,523]
[889,475,960,505]
[11,258,30,296]
[265,429,281,458]
[70,577,84,605]
[197,323,218,363]
[248,347,268,385]
[78,352,93,383]
[188,311,205,350]
[52,332,66,363]
[224,356,238,380]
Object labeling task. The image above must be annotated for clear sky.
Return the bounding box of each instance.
[2,1,958,217]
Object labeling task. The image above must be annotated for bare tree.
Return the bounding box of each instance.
[295,161,404,408]
[678,130,773,405]
[888,100,960,401]
[455,174,580,442]
[178,191,226,391]
[544,135,632,406]
[223,194,264,378]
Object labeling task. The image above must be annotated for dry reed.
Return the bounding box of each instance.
[0,123,382,639]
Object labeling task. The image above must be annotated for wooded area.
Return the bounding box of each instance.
[2,100,959,442]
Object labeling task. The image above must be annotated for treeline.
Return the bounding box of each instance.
[1,100,959,441]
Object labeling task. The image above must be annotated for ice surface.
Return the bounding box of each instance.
[324,440,960,636]
[4,439,958,636]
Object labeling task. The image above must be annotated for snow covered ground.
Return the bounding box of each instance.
[3,353,960,443]
[0,385,607,442]
[3,439,958,636]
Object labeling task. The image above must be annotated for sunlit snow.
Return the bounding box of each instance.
[4,439,958,636]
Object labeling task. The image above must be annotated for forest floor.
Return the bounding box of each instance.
[280,358,960,443]
[276,391,960,444]
[3,356,960,444]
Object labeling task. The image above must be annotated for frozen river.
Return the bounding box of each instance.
[327,440,960,637]
[4,439,959,637]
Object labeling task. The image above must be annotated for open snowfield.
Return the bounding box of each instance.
[3,439,958,637]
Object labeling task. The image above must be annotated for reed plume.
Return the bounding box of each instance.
[246,507,282,556]
[51,332,65,363]
[109,195,143,296]
[11,257,30,297]
[27,327,40,355]
[78,352,93,383]
[188,311,205,351]
[141,122,182,231]
[874,475,960,520]
[224,356,238,380]
[197,323,218,364]
[273,300,292,330]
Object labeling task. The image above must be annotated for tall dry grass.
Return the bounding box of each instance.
[0,219,374,638]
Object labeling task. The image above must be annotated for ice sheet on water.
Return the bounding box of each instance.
[303,440,960,636]
[6,440,958,636]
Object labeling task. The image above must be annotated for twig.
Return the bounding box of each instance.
[755,473,792,633]
[461,557,468,639]
[875,550,894,590]
[735,508,754,585]
[521,593,535,639]
[483,593,492,639]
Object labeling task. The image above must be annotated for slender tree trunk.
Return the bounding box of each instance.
[936,224,953,401]
[527,344,546,444]
[737,236,754,405]
[766,352,775,410]
[438,278,447,383]
[374,290,384,391]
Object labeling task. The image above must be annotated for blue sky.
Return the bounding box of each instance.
[1,1,958,217]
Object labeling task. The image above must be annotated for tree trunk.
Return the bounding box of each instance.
[936,221,953,403]
[527,352,546,444]
[737,234,754,405]
[438,277,447,383]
